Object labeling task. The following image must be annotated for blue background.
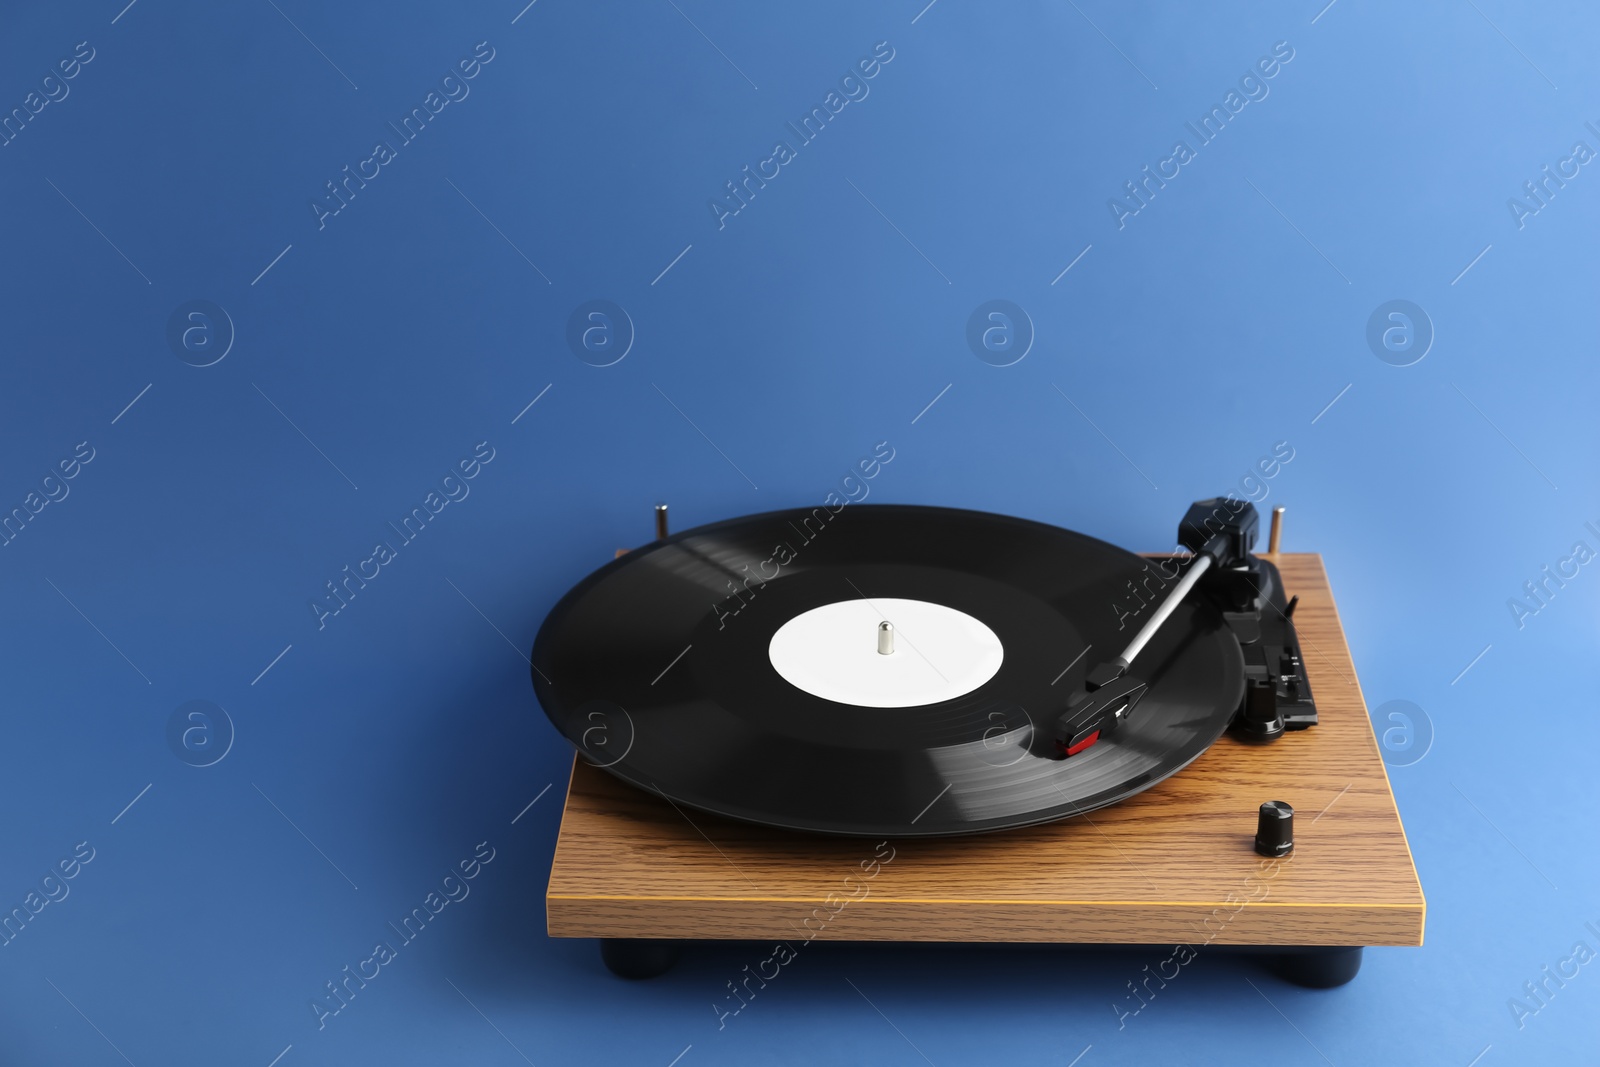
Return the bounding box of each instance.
[1,1,1595,1064]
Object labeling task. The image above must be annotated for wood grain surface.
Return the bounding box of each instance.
[545,553,1425,947]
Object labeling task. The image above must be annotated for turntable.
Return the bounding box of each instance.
[533,498,1424,988]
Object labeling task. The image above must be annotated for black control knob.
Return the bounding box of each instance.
[1234,679,1286,743]
[1255,801,1294,857]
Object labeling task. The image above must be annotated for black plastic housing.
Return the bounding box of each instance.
[1179,497,1260,565]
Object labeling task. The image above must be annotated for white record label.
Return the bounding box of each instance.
[767,597,1004,708]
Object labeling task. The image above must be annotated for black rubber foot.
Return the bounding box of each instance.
[1267,946,1363,988]
[600,938,682,979]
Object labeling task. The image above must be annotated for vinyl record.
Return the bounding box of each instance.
[531,505,1244,837]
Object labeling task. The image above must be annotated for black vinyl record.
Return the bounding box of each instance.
[531,505,1244,837]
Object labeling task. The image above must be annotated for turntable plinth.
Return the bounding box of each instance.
[545,554,1423,960]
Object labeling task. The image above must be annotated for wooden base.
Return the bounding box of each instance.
[546,554,1423,954]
